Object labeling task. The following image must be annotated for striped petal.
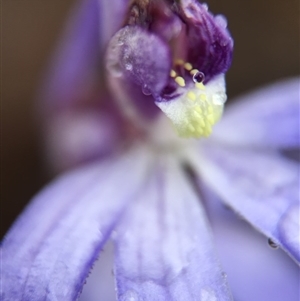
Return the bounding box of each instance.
[113,155,233,301]
[202,185,300,301]
[211,78,300,148]
[193,144,300,264]
[0,148,150,301]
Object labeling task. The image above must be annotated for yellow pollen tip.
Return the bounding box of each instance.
[170,70,176,78]
[195,82,205,90]
[175,59,184,65]
[187,91,196,101]
[190,69,199,75]
[175,76,185,87]
[155,75,227,139]
[184,63,193,71]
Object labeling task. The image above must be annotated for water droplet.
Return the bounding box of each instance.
[120,290,141,301]
[193,71,205,83]
[142,84,152,95]
[202,3,208,11]
[221,271,228,279]
[268,238,279,249]
[215,15,228,28]
[125,63,133,71]
[200,288,217,301]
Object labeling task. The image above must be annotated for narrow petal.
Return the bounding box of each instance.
[1,148,150,301]
[113,155,233,301]
[193,144,300,264]
[211,78,300,148]
[40,0,128,111]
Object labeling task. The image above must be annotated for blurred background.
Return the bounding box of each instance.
[1,0,299,237]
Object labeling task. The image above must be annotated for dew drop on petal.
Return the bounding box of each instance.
[215,15,228,28]
[267,238,279,249]
[202,3,208,11]
[120,290,142,301]
[222,271,228,279]
[125,63,133,71]
[193,71,205,83]
[142,84,152,95]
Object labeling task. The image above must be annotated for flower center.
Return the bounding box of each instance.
[156,61,227,138]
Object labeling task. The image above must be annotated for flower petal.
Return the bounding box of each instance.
[0,148,150,301]
[113,155,233,301]
[193,144,300,264]
[40,0,128,111]
[202,185,300,301]
[178,0,233,82]
[211,78,300,148]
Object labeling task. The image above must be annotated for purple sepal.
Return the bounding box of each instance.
[113,156,233,301]
[0,148,150,301]
[212,78,300,148]
[39,0,101,112]
[39,0,129,112]
[178,0,233,82]
[195,145,300,265]
[106,26,171,96]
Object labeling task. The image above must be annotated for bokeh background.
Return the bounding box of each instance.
[2,0,299,237]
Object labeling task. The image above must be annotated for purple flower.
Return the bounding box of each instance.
[1,1,299,301]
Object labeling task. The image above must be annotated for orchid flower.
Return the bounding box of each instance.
[1,0,299,301]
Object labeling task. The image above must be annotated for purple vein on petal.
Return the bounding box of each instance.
[0,147,151,301]
[211,77,300,148]
[194,144,300,264]
[113,155,233,301]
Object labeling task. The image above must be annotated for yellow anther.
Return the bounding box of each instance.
[196,128,203,135]
[155,75,227,139]
[187,91,196,101]
[188,124,195,132]
[193,111,201,118]
[175,59,184,65]
[190,69,199,75]
[207,114,215,124]
[199,118,205,127]
[196,82,205,90]
[175,76,185,87]
[200,94,207,101]
[170,70,176,78]
[184,63,193,71]
[195,106,202,114]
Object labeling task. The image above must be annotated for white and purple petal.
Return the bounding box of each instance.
[113,155,233,301]
[211,78,300,148]
[1,147,151,301]
[192,144,300,264]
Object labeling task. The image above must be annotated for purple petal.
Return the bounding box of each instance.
[113,156,233,301]
[1,148,150,301]
[177,0,233,82]
[106,26,171,96]
[212,78,300,148]
[40,0,128,111]
[194,144,300,264]
[202,185,300,301]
